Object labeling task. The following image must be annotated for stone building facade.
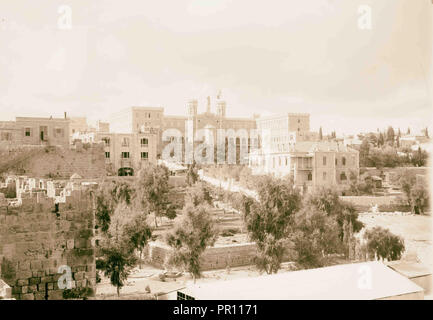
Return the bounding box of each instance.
[106,94,258,167]
[0,116,70,149]
[95,131,158,176]
[249,141,359,188]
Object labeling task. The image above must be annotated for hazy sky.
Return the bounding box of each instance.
[0,0,432,135]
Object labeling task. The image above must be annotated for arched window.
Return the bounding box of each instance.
[308,172,312,181]
[342,157,346,166]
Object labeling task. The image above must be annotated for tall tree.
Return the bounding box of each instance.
[359,139,370,167]
[166,204,218,282]
[99,244,137,296]
[407,127,411,135]
[291,207,341,269]
[412,146,428,167]
[135,164,176,227]
[378,132,384,147]
[244,177,301,274]
[186,161,199,186]
[319,127,323,140]
[123,214,153,268]
[386,126,395,145]
[94,181,134,233]
[185,182,213,207]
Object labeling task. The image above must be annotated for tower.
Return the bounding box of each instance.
[216,91,226,118]
[187,99,198,118]
[206,96,211,114]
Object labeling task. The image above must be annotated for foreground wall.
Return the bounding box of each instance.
[0,190,96,300]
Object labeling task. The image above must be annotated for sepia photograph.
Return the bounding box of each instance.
[0,0,432,309]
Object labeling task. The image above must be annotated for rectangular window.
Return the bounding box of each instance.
[54,128,64,138]
[122,137,129,147]
[102,137,110,146]
[141,138,148,146]
[177,292,195,300]
[1,132,11,141]
[141,152,148,159]
[323,156,327,166]
[323,172,327,180]
[121,152,130,159]
[105,152,110,159]
[25,128,31,137]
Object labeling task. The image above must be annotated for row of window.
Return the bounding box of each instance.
[315,171,347,181]
[24,127,65,138]
[105,152,148,159]
[101,137,149,147]
[322,156,347,166]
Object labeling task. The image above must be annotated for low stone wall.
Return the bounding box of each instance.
[340,196,410,212]
[147,241,258,271]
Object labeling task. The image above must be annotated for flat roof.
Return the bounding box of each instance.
[179,261,423,300]
[16,117,69,122]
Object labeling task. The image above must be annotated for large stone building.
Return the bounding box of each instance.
[95,131,158,176]
[256,113,319,151]
[107,94,258,166]
[249,141,359,188]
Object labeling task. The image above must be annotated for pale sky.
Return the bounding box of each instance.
[0,0,432,135]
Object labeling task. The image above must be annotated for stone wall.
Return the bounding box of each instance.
[147,241,258,271]
[0,189,96,300]
[0,145,106,179]
[340,195,410,212]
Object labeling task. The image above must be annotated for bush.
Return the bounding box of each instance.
[63,287,94,300]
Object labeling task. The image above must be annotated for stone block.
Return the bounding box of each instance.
[21,293,35,300]
[47,290,64,300]
[29,277,41,285]
[32,271,45,277]
[16,279,29,286]
[30,260,42,270]
[73,271,84,281]
[12,286,21,295]
[19,261,31,271]
[16,270,32,279]
[41,276,53,283]
[27,285,37,293]
[34,292,47,300]
[66,239,74,249]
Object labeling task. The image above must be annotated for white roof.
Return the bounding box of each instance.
[180,261,423,300]
[70,173,83,180]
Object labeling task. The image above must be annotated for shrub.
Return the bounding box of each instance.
[364,227,405,261]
